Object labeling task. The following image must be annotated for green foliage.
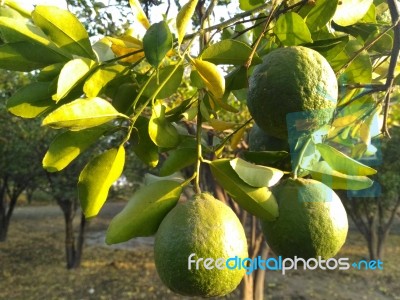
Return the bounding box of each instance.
[0,0,398,248]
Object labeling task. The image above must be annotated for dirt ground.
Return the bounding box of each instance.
[0,202,399,300]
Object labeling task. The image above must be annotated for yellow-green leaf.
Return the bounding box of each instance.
[316,143,377,176]
[83,64,127,97]
[6,81,54,118]
[210,159,279,221]
[333,0,373,26]
[42,97,124,130]
[160,148,197,176]
[43,126,108,172]
[32,5,95,59]
[176,0,198,45]
[273,12,313,46]
[129,0,150,29]
[105,180,182,244]
[307,161,374,190]
[149,102,180,148]
[230,157,284,188]
[79,146,125,218]
[55,58,96,101]
[190,58,225,100]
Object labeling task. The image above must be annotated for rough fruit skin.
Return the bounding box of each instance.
[248,124,290,152]
[261,178,348,259]
[247,46,338,139]
[154,193,248,297]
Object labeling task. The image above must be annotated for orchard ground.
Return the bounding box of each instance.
[0,200,399,300]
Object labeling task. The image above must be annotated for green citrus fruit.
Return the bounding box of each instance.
[154,193,248,297]
[261,178,348,259]
[247,46,338,139]
[249,124,290,152]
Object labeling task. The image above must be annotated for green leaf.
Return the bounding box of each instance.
[305,0,338,32]
[239,0,264,11]
[0,16,70,58]
[37,63,65,81]
[143,21,172,68]
[32,6,95,59]
[6,82,54,118]
[83,64,127,98]
[0,4,26,19]
[132,116,159,168]
[55,58,97,101]
[160,148,197,176]
[3,0,32,18]
[42,97,124,130]
[307,161,374,190]
[43,126,108,172]
[105,180,182,244]
[273,12,313,46]
[242,151,290,166]
[143,64,184,99]
[176,0,198,45]
[210,159,279,221]
[78,146,125,218]
[316,143,377,176]
[112,83,136,114]
[0,41,67,71]
[230,157,284,188]
[149,102,180,148]
[333,0,373,26]
[190,58,225,100]
[338,40,372,84]
[305,35,349,63]
[201,39,262,65]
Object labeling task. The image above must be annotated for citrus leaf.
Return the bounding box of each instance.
[210,159,279,221]
[201,39,262,65]
[230,126,246,150]
[305,0,338,32]
[43,126,108,172]
[78,146,125,218]
[6,81,54,118]
[242,151,290,166]
[83,64,127,98]
[316,143,377,176]
[143,21,172,68]
[176,0,198,45]
[208,119,236,131]
[0,4,26,19]
[112,83,136,114]
[143,64,184,99]
[32,6,95,59]
[37,63,65,82]
[149,102,180,148]
[190,58,225,100]
[307,161,374,190]
[230,157,284,188]
[107,36,145,63]
[55,58,96,101]
[132,116,159,168]
[273,12,313,46]
[160,148,197,176]
[333,0,373,26]
[239,0,264,11]
[42,97,125,130]
[144,173,185,185]
[3,0,33,17]
[0,41,67,71]
[105,180,182,244]
[338,40,372,84]
[129,0,150,29]
[305,36,349,63]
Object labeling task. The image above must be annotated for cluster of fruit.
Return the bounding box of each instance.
[153,46,348,297]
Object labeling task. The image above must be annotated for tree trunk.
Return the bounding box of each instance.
[71,212,86,269]
[254,245,269,300]
[63,207,76,269]
[0,177,8,242]
[241,273,254,300]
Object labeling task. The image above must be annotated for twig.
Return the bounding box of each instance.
[381,0,400,137]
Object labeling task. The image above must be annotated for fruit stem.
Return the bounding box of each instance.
[292,136,312,180]
[194,94,203,194]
